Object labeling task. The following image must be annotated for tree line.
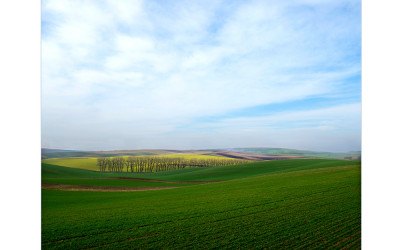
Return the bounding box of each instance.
[97,156,252,173]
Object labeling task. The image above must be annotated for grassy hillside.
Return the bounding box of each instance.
[42,163,101,178]
[147,159,360,181]
[42,164,360,249]
[43,159,360,181]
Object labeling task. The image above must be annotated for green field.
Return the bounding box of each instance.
[42,158,360,248]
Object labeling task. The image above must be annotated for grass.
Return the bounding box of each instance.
[42,154,236,171]
[144,159,360,181]
[42,163,361,249]
[43,159,360,181]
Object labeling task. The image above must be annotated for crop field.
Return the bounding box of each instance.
[42,159,360,249]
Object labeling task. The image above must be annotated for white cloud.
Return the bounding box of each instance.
[194,103,361,130]
[41,0,361,151]
[106,0,143,24]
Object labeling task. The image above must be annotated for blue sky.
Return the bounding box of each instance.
[41,0,361,152]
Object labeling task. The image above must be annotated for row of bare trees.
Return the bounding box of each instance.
[97,156,126,172]
[97,156,252,173]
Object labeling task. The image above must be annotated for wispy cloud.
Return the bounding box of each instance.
[41,0,361,152]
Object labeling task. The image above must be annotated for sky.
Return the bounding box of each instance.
[41,0,361,152]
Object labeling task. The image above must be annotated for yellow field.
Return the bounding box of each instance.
[153,154,228,159]
[42,154,234,171]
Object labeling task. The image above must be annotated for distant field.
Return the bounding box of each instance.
[42,160,361,249]
[41,149,215,159]
[42,154,239,171]
[41,149,170,159]
[42,154,237,171]
[231,148,361,160]
[42,148,361,161]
